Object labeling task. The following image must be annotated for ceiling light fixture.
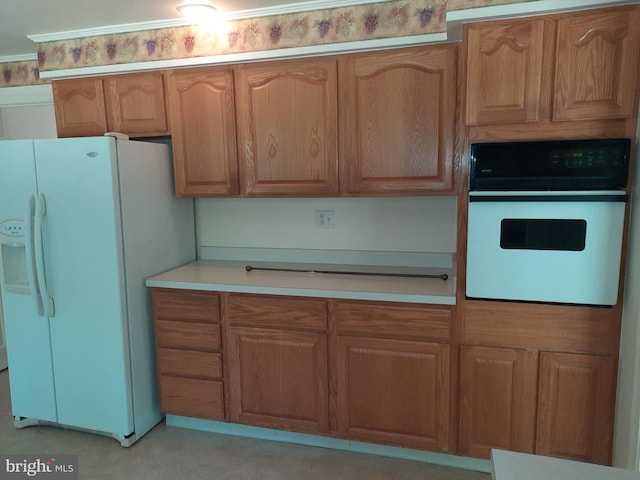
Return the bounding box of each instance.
[176,0,218,21]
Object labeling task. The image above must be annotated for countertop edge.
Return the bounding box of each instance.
[145,278,456,305]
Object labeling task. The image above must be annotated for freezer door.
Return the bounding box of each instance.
[33,137,133,435]
[0,139,57,422]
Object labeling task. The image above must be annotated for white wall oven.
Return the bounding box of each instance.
[466,138,631,306]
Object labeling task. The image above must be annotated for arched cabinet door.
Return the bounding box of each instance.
[235,58,339,196]
[167,67,239,197]
[553,6,640,121]
[339,45,456,195]
[464,18,553,125]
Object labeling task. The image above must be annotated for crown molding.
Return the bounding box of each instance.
[27,0,381,44]
[0,53,38,63]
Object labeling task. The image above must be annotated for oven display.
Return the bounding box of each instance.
[500,218,586,251]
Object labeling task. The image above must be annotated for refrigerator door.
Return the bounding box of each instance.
[0,139,57,421]
[33,137,133,434]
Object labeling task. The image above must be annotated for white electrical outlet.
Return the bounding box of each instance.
[315,210,335,228]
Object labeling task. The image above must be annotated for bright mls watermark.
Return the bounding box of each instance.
[0,455,77,479]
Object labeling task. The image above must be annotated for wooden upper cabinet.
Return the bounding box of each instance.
[53,72,169,138]
[53,78,108,137]
[339,45,456,195]
[104,73,169,136]
[553,6,640,121]
[167,67,239,197]
[235,58,339,196]
[464,18,553,125]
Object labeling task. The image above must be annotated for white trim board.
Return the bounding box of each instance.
[0,85,53,107]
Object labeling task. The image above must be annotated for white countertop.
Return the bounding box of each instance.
[146,260,456,305]
[491,450,640,480]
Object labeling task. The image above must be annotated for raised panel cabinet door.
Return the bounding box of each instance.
[104,72,169,136]
[464,18,553,125]
[52,78,108,137]
[167,67,239,196]
[226,326,329,434]
[339,45,456,194]
[236,58,339,196]
[554,6,640,121]
[458,345,538,459]
[336,336,450,451]
[536,352,615,464]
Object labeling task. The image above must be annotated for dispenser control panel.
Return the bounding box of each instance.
[0,219,25,238]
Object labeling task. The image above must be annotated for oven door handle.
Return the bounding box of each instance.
[469,193,628,203]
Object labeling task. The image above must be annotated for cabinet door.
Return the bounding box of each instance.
[226,326,329,434]
[459,345,538,459]
[465,18,552,125]
[52,78,108,137]
[167,67,239,196]
[339,45,456,194]
[536,352,615,464]
[104,72,169,136]
[554,6,640,121]
[337,336,449,451]
[236,58,339,196]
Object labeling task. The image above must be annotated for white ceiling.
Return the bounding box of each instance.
[0,0,325,59]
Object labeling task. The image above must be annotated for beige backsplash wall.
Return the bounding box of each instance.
[195,196,457,253]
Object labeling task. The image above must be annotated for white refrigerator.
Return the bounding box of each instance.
[0,136,195,446]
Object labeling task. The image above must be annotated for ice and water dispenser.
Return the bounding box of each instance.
[0,218,29,294]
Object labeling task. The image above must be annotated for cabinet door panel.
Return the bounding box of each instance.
[104,72,169,135]
[536,352,615,464]
[465,19,552,125]
[52,78,108,137]
[339,45,455,194]
[226,326,329,433]
[236,58,339,196]
[459,346,538,458]
[168,67,239,196]
[337,336,449,451]
[554,7,640,120]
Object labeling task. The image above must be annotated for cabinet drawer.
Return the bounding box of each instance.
[152,289,220,323]
[159,375,225,420]
[155,320,221,351]
[157,349,222,379]
[225,293,327,331]
[336,301,451,342]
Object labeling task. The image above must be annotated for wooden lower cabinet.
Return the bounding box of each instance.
[459,345,616,464]
[536,352,615,464]
[458,345,538,458]
[225,293,329,434]
[337,336,449,451]
[151,288,225,421]
[226,326,329,433]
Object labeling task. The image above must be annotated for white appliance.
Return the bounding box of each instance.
[0,292,6,371]
[466,138,630,306]
[0,136,195,445]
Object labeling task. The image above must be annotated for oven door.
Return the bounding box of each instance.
[466,191,627,305]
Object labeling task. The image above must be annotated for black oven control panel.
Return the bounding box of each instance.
[470,138,631,191]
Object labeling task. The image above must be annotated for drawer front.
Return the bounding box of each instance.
[152,288,220,323]
[155,320,221,352]
[157,349,222,379]
[159,375,225,420]
[336,301,451,342]
[225,293,327,331]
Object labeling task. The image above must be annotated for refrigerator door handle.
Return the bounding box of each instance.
[34,194,55,318]
[24,195,44,316]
